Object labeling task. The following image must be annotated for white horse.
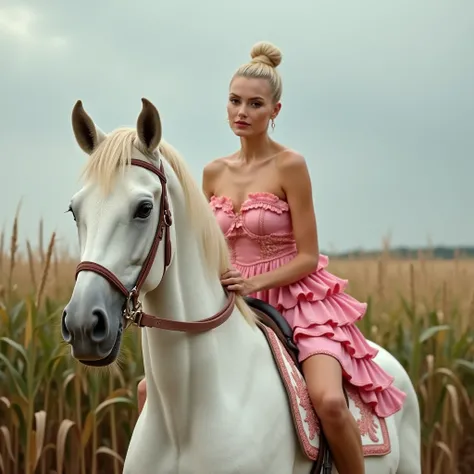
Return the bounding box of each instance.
[62,98,421,474]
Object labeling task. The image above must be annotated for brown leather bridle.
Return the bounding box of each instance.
[75,157,236,333]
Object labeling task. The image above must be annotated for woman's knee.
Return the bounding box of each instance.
[310,390,348,425]
[301,354,349,426]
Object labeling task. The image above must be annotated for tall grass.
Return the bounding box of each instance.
[0,216,473,473]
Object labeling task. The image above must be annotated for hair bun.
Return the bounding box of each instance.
[250,41,282,68]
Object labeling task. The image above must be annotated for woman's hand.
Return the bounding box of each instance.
[220,268,256,296]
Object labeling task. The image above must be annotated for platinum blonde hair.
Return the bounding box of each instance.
[231,41,283,104]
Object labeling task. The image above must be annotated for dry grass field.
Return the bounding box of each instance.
[0,217,473,474]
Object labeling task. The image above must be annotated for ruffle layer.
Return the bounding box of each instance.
[210,192,289,216]
[292,321,379,360]
[235,253,407,418]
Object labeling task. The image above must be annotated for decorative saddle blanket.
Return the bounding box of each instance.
[258,324,392,461]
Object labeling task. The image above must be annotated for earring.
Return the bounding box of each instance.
[271,118,275,131]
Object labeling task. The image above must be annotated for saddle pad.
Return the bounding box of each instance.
[259,324,392,461]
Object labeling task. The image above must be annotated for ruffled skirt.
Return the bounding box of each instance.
[236,253,406,418]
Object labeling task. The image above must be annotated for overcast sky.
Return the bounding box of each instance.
[0,0,472,254]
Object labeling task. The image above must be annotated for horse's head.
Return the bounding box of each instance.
[62,98,175,366]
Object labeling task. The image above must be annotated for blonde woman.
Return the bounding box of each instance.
[138,41,406,474]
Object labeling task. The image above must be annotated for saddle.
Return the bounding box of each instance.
[243,296,339,474]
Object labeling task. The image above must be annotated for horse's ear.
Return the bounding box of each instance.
[136,98,162,153]
[71,100,106,155]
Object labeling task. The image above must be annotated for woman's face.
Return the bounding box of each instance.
[227,76,281,137]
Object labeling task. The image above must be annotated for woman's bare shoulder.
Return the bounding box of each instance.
[275,148,307,170]
[203,152,239,174]
[202,154,238,197]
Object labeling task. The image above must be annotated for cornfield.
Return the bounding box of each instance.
[0,215,473,474]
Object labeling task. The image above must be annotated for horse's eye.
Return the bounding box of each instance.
[134,201,153,219]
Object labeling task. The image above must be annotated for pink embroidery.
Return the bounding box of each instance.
[352,387,380,442]
[298,383,319,440]
[345,386,391,456]
[262,325,319,460]
[258,234,295,259]
[259,325,392,461]
[226,235,238,262]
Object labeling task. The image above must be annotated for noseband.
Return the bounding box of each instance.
[75,158,235,333]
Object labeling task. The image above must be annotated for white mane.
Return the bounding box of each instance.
[81,127,257,325]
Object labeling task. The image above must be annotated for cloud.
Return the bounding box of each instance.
[0,5,34,39]
[0,0,472,252]
[0,4,68,54]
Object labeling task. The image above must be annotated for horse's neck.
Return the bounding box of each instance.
[140,229,254,441]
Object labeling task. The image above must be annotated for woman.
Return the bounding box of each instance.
[138,41,406,474]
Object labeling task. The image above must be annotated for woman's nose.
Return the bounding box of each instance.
[237,104,247,116]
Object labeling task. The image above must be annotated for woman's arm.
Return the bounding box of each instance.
[248,153,320,292]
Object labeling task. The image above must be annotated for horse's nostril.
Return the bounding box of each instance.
[61,309,72,342]
[91,308,109,342]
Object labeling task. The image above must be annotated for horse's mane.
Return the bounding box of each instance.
[81,127,257,325]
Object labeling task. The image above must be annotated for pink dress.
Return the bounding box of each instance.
[210,192,406,418]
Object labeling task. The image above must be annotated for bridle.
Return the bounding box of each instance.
[75,157,236,333]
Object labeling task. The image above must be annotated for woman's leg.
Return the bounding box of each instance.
[137,377,147,415]
[302,353,365,474]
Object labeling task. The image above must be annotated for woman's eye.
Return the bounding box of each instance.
[134,202,153,219]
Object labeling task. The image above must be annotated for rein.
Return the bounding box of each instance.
[75,158,235,333]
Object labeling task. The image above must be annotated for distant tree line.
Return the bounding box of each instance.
[325,246,474,260]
